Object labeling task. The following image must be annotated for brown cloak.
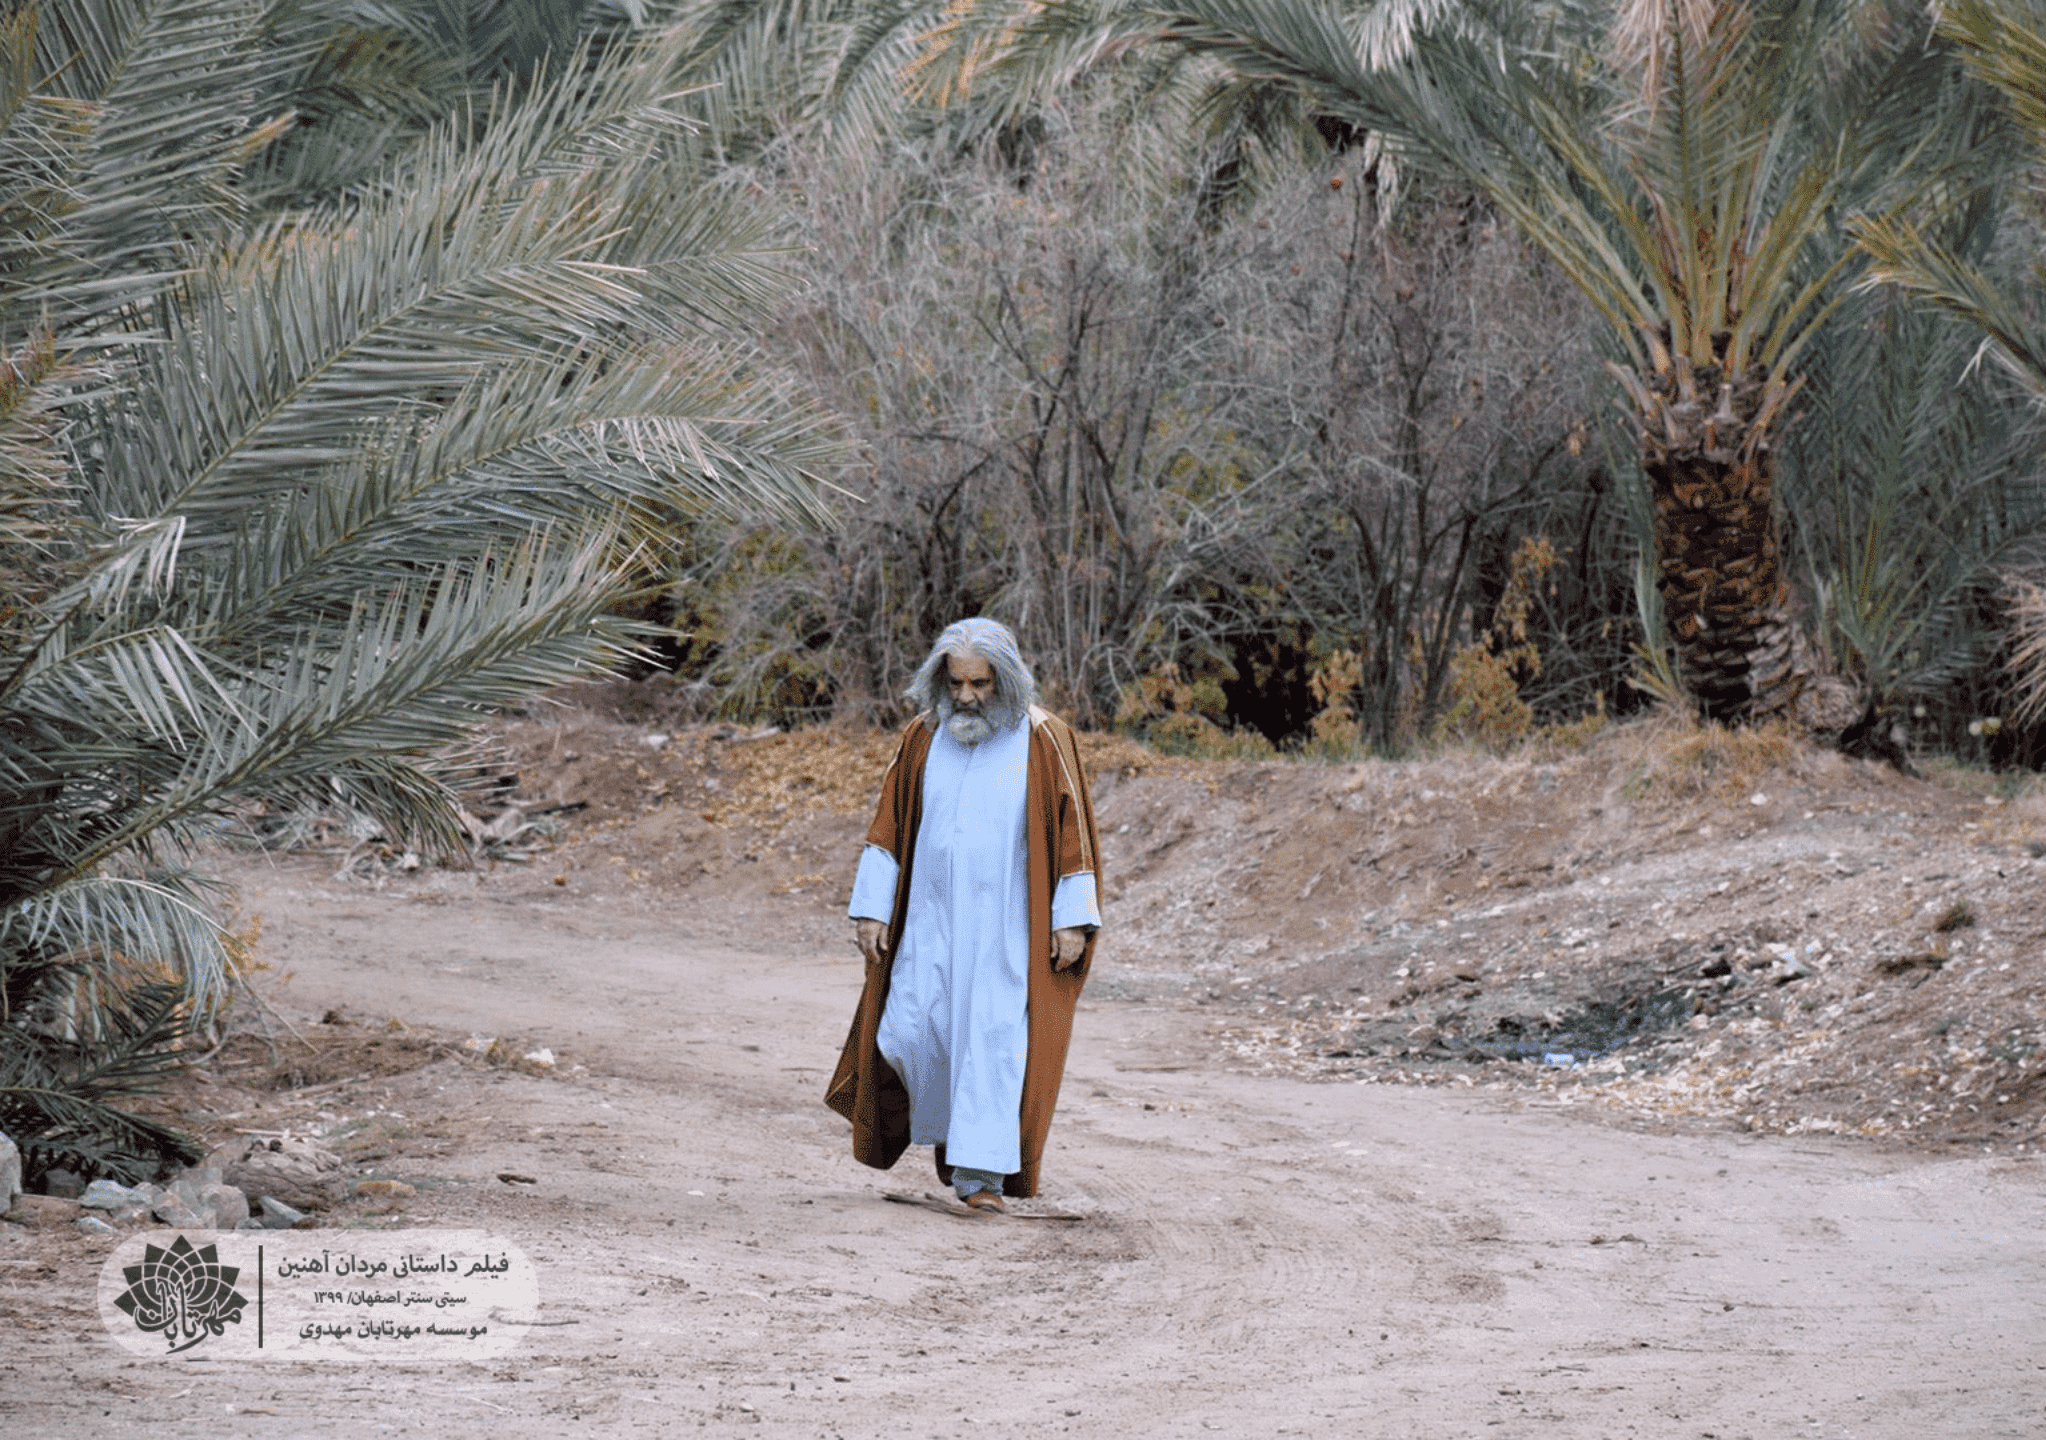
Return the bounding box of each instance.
[824,706,1102,1198]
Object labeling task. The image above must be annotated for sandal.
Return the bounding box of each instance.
[962,1190,1007,1214]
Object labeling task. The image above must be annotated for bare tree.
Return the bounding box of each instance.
[683,98,1607,743]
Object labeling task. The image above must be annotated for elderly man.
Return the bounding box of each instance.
[825,618,1102,1212]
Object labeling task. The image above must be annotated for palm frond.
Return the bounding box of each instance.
[654,0,867,143]
[7,535,649,891]
[10,0,298,328]
[0,326,75,644]
[0,974,203,1184]
[907,0,1461,116]
[1854,214,2046,404]
[2010,581,2046,725]
[1847,0,2046,403]
[0,869,231,1017]
[2,0,839,1155]
[1069,0,2006,392]
[1936,0,2046,141]
[73,70,825,547]
[1783,262,2046,710]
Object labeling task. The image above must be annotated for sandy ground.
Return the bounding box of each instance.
[6,845,2046,1438]
[6,700,2046,1436]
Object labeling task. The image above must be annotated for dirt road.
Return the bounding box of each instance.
[9,852,2043,1439]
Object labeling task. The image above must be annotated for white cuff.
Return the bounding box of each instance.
[848,845,899,922]
[1051,871,1101,931]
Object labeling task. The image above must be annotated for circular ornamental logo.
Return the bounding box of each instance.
[111,1233,249,1354]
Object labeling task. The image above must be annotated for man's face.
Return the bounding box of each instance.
[946,652,996,711]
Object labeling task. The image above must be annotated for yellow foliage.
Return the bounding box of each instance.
[1538,689,1609,751]
[223,913,265,977]
[1433,535,1560,752]
[1114,662,1225,728]
[1114,662,1274,759]
[1146,712,1278,759]
[1306,648,1365,758]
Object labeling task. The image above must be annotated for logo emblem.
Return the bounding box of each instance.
[111,1234,249,1354]
[100,1230,538,1360]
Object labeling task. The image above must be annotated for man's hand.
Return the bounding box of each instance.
[855,919,890,968]
[1052,926,1087,972]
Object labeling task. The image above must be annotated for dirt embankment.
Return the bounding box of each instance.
[465,690,2046,1153]
[6,685,2046,1439]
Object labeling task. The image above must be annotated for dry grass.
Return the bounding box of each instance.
[711,726,907,821]
[703,723,1193,830]
[1595,712,1813,807]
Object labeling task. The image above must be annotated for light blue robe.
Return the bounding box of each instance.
[848,716,1099,1177]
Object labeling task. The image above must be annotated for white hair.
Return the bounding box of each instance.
[908,618,1039,737]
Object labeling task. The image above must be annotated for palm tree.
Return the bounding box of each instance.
[908,0,2008,727]
[1851,0,2046,725]
[1853,0,2046,402]
[0,0,832,1181]
[243,0,654,205]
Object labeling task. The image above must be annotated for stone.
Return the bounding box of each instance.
[209,1136,347,1211]
[79,1178,144,1211]
[484,807,529,843]
[103,1183,165,1227]
[199,1182,250,1229]
[255,1195,309,1230]
[76,1215,118,1237]
[151,1176,253,1230]
[152,1179,208,1229]
[1404,1025,1441,1050]
[4,1194,80,1230]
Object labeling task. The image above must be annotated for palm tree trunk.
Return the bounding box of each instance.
[1629,345,1842,725]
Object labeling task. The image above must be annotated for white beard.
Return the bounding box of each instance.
[938,689,1023,746]
[945,709,995,746]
